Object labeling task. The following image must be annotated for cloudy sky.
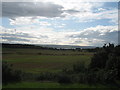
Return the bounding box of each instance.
[1,1,119,46]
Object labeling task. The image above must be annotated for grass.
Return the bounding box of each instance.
[3,48,92,73]
[3,82,112,88]
[4,55,91,63]
[3,48,93,55]
[3,47,119,88]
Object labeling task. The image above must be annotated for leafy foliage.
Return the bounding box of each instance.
[36,72,57,81]
[2,62,22,85]
[89,43,120,83]
[58,43,120,84]
[57,74,73,84]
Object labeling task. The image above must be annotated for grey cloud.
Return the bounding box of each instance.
[2,37,30,42]
[2,32,31,42]
[74,40,83,43]
[2,32,48,43]
[68,31,100,39]
[69,40,83,45]
[2,2,64,18]
[64,9,80,14]
[68,30,118,46]
[38,35,48,38]
[1,33,34,38]
[101,31,118,44]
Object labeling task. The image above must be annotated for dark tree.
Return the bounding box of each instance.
[2,62,22,85]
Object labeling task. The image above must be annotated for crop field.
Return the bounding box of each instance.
[3,48,93,73]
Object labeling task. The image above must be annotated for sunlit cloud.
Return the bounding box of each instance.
[1,1,119,46]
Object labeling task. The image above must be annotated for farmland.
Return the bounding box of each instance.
[3,47,93,73]
[3,44,120,88]
[3,82,112,88]
[2,44,95,88]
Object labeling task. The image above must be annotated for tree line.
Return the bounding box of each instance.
[2,43,97,51]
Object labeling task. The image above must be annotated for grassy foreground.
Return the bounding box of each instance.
[3,82,113,88]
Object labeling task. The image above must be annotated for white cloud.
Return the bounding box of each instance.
[39,21,51,26]
[1,25,118,46]
[98,8,106,11]
[68,25,118,46]
[68,8,118,24]
[9,16,67,29]
[9,17,52,27]
[3,2,118,25]
[9,17,40,25]
[1,1,118,46]
[2,0,119,2]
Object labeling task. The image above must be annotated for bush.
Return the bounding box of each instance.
[36,72,57,81]
[77,73,86,83]
[2,62,22,85]
[22,72,37,81]
[69,44,120,84]
[89,50,108,69]
[57,74,72,84]
[73,61,86,73]
[89,44,120,84]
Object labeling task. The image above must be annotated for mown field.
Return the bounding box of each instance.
[3,48,93,73]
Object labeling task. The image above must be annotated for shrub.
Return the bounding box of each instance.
[77,73,86,83]
[89,44,120,84]
[36,72,56,81]
[57,74,72,84]
[2,62,22,85]
[73,61,86,73]
[89,50,108,69]
[22,72,37,81]
[62,68,73,74]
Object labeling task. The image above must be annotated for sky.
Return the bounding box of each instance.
[0,0,119,46]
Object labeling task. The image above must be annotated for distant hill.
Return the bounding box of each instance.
[2,43,96,49]
[38,44,96,49]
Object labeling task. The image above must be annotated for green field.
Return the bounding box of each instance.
[3,82,113,88]
[3,47,97,88]
[3,48,93,73]
[3,47,120,88]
